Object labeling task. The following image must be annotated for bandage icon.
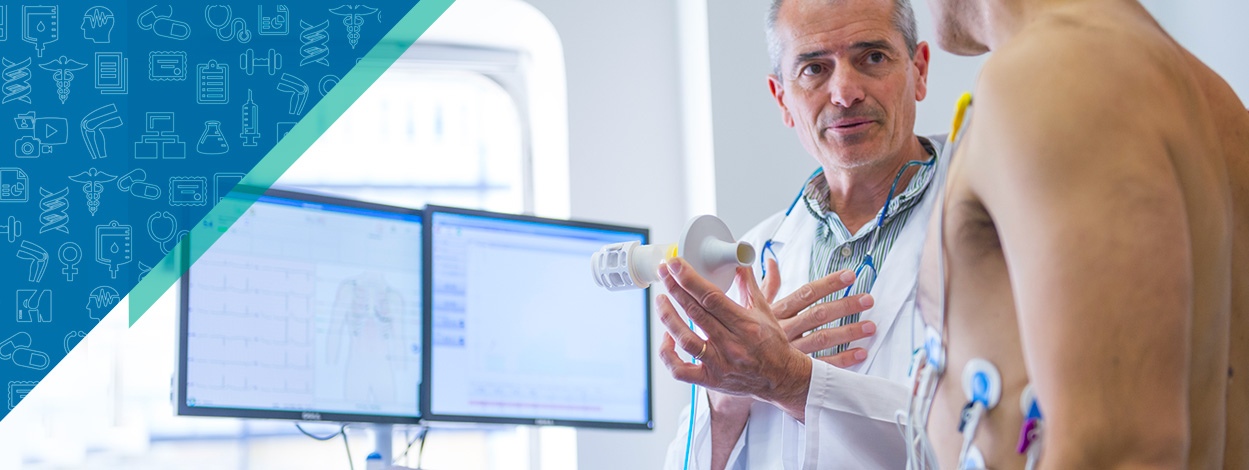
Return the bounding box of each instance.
[16,240,49,282]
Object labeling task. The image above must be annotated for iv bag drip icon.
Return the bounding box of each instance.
[198,120,228,154]
[22,6,59,58]
[95,220,132,279]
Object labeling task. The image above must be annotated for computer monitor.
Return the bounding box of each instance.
[177,189,423,424]
[422,205,653,430]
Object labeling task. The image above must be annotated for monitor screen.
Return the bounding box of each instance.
[422,206,652,429]
[177,189,423,424]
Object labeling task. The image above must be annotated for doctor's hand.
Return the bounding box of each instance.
[704,259,878,416]
[657,258,876,423]
[763,258,878,359]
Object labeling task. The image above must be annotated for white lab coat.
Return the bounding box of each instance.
[664,135,949,470]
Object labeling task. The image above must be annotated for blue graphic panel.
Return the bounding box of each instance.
[0,0,418,420]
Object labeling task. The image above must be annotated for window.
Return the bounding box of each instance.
[279,45,530,214]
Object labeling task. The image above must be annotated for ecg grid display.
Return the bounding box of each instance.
[184,195,422,419]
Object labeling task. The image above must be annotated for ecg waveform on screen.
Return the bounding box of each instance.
[187,254,319,405]
[184,201,425,417]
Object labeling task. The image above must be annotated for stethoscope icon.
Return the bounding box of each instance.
[205,5,252,43]
[148,211,188,255]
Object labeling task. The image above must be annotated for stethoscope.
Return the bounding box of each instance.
[205,5,252,43]
[148,211,189,255]
[759,149,937,300]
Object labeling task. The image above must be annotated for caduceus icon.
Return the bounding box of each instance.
[39,56,88,104]
[329,5,378,49]
[69,168,116,216]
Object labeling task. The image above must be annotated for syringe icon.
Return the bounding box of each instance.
[241,89,260,147]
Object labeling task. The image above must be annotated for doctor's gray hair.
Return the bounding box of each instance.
[765,0,919,79]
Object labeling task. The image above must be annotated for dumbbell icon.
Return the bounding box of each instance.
[240,48,283,76]
[1,215,21,243]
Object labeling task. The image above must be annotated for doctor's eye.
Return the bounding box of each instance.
[866,51,887,65]
[801,63,826,76]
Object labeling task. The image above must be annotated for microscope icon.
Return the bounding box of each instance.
[15,111,69,159]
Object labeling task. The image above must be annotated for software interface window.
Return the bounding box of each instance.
[429,212,649,425]
[186,195,423,418]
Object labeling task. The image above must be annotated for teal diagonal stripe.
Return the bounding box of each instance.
[128,0,457,325]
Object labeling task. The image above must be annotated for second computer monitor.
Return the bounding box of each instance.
[423,206,652,429]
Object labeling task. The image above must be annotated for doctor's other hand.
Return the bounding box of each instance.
[762,258,877,361]
[703,259,878,416]
[656,258,875,422]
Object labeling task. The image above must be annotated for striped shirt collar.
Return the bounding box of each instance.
[801,136,937,245]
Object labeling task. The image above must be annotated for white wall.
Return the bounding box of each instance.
[516,1,692,469]
[707,0,1249,237]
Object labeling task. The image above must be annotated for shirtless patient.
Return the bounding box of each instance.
[913,0,1249,468]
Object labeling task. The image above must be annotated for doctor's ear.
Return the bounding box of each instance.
[767,74,795,128]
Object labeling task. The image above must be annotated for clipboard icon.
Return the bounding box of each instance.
[197,60,229,104]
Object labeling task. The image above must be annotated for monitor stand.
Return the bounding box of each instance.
[372,424,393,465]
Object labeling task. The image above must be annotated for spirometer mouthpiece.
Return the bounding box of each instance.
[591,215,755,292]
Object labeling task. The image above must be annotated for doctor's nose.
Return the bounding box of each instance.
[826,68,867,108]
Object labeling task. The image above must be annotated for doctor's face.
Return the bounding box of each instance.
[768,0,929,173]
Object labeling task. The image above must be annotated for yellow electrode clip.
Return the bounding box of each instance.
[951,92,972,140]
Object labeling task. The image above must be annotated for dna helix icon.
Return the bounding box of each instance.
[2,57,33,104]
[299,20,330,67]
[39,187,70,235]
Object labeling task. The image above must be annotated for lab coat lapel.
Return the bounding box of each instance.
[769,207,817,300]
[849,138,950,374]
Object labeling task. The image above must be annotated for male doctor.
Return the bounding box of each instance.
[662,0,951,468]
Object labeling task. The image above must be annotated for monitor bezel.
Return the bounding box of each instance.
[176,187,424,425]
[420,205,654,431]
